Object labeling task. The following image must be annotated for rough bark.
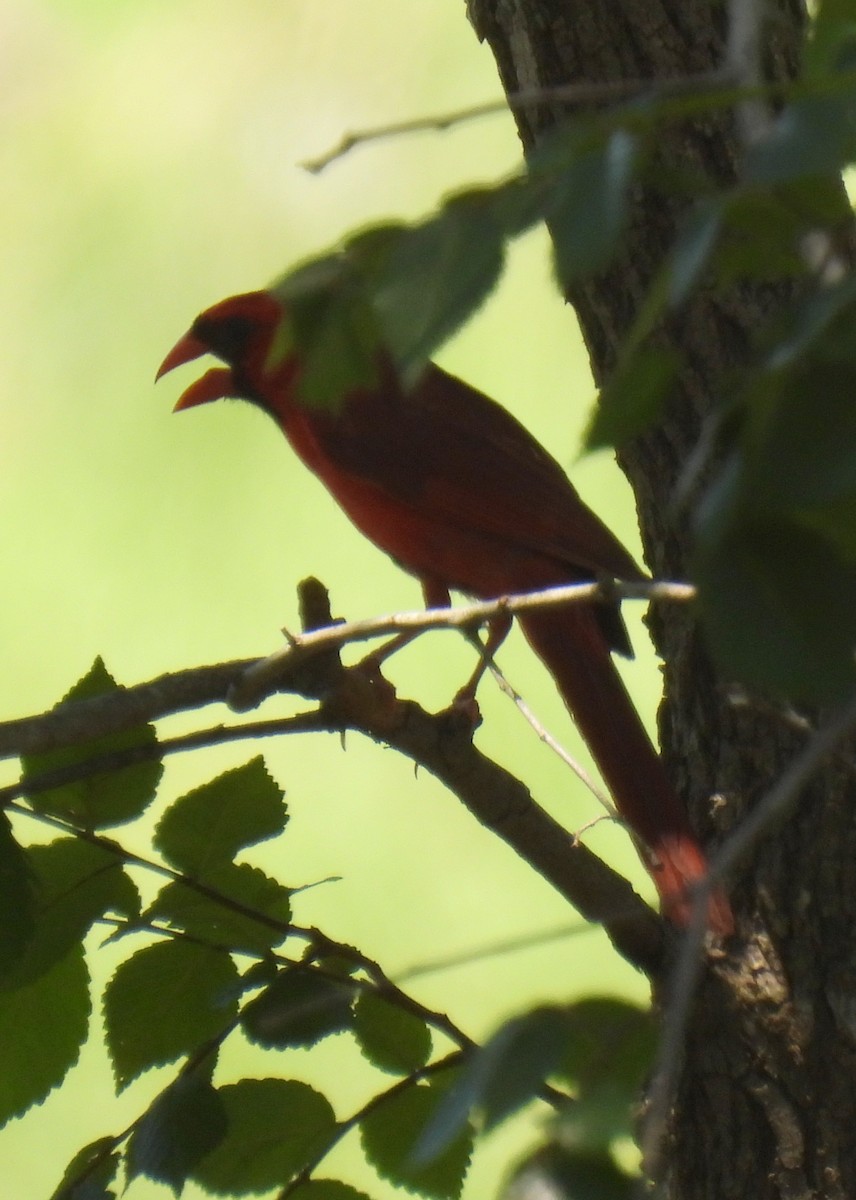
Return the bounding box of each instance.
[466,3,856,1198]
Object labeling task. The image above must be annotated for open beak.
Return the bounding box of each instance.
[156,331,237,411]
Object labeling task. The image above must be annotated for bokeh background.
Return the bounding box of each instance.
[0,2,657,1195]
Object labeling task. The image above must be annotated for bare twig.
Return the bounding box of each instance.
[226,579,694,712]
[302,70,734,171]
[0,579,692,761]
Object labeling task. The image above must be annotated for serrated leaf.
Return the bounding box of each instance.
[4,838,139,990]
[127,1073,228,1193]
[22,658,162,827]
[546,130,638,286]
[416,1007,571,1164]
[361,1075,473,1200]
[147,863,291,953]
[289,1182,374,1200]
[154,757,287,875]
[353,990,432,1075]
[103,940,239,1090]
[242,964,353,1048]
[0,945,89,1127]
[50,1137,121,1200]
[502,1146,633,1200]
[191,1079,337,1195]
[365,194,504,386]
[0,812,36,974]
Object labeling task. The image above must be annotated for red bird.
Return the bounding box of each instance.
[158,290,733,936]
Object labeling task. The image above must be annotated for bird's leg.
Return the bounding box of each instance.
[455,611,513,710]
[354,578,452,686]
[422,580,512,718]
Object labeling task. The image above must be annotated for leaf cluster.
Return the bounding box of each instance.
[3,660,649,1199]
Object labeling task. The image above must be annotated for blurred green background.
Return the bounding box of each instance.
[0,2,656,1195]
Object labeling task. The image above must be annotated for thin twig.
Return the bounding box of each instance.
[227,579,695,712]
[302,70,734,171]
[485,657,615,815]
[0,579,693,759]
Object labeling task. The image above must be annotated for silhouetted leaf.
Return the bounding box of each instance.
[289,1183,374,1200]
[0,813,36,974]
[354,990,432,1075]
[127,1073,228,1193]
[242,965,353,1048]
[154,757,286,875]
[22,658,162,827]
[0,945,89,1127]
[191,1079,337,1195]
[104,940,239,1090]
[50,1137,121,1200]
[147,863,291,953]
[361,1073,473,1200]
[3,838,138,990]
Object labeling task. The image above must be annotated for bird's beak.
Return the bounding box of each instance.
[156,332,237,411]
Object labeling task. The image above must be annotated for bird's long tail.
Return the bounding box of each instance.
[519,606,733,936]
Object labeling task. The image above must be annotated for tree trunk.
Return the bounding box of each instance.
[466,3,856,1197]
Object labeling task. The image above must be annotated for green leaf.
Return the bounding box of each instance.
[3,838,139,990]
[49,1137,121,1200]
[191,1079,337,1195]
[0,813,36,974]
[694,512,856,701]
[154,757,287,875]
[714,189,809,285]
[545,130,638,286]
[21,658,162,827]
[361,1075,473,1200]
[127,1073,228,1193]
[557,998,654,1096]
[270,253,383,413]
[667,200,723,307]
[807,0,856,76]
[502,1146,634,1200]
[362,193,504,386]
[416,1007,572,1164]
[353,990,432,1075]
[289,1183,374,1200]
[0,945,89,1127]
[740,357,856,520]
[103,940,239,1090]
[746,92,856,184]
[147,863,291,953]
[242,964,353,1048]
[761,272,856,371]
[587,346,680,450]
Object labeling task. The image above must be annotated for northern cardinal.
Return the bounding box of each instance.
[158,289,733,936]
